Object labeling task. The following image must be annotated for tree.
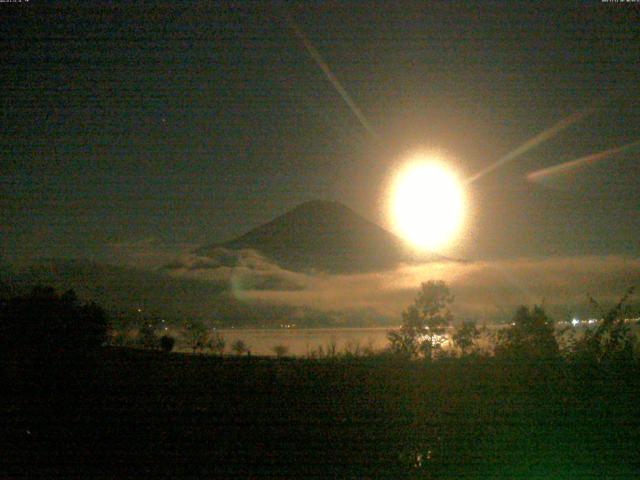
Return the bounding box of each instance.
[572,287,637,364]
[452,321,481,356]
[231,339,249,356]
[0,286,109,358]
[272,344,289,358]
[184,320,208,354]
[139,322,159,350]
[210,331,226,356]
[494,305,559,360]
[388,280,454,359]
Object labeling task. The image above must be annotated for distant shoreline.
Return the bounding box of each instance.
[216,326,400,332]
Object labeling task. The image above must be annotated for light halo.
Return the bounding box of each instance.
[388,156,465,251]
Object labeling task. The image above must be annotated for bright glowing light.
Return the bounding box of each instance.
[389,159,465,250]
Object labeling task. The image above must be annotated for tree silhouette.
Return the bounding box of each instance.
[388,280,454,359]
[452,321,481,356]
[184,320,208,354]
[573,287,637,364]
[210,331,226,356]
[231,339,249,356]
[139,322,159,350]
[272,344,289,358]
[0,286,109,358]
[495,305,559,360]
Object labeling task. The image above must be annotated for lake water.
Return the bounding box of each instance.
[216,327,396,357]
[171,323,638,357]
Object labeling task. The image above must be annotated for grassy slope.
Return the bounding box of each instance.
[4,348,640,478]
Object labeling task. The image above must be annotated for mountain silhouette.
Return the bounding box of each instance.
[196,200,446,274]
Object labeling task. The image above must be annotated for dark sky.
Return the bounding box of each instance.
[1,0,639,266]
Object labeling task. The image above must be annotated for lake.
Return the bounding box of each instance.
[170,323,638,357]
[215,327,396,357]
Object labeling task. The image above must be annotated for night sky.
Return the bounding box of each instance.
[2,1,639,267]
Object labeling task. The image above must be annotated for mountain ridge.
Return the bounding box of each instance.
[196,199,446,274]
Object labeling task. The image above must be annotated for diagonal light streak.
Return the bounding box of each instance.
[466,105,598,185]
[527,139,640,182]
[283,13,376,138]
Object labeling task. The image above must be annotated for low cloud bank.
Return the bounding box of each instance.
[163,248,308,291]
[7,251,637,326]
[165,252,640,322]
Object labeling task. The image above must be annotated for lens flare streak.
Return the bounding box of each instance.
[283,13,376,138]
[466,106,598,185]
[527,139,640,182]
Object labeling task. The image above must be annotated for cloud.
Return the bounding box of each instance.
[38,242,640,326]
[163,248,308,291]
[164,247,640,322]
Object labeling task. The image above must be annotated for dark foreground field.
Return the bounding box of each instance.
[4,347,640,479]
